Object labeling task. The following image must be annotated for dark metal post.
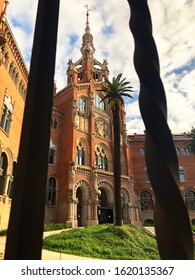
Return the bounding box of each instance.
[127,0,193,259]
[4,0,60,259]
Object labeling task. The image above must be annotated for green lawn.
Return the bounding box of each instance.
[43,224,160,260]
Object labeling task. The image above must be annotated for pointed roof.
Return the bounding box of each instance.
[80,5,95,58]
[66,6,109,85]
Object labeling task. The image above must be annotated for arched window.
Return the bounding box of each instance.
[53,118,58,129]
[176,147,180,155]
[141,148,145,156]
[77,98,86,112]
[183,147,187,155]
[46,177,56,206]
[49,148,56,164]
[184,190,195,210]
[0,104,12,134]
[18,80,26,99]
[140,190,154,211]
[95,147,108,171]
[0,152,8,195]
[7,161,16,198]
[9,61,14,76]
[94,94,105,111]
[76,142,85,165]
[179,166,185,182]
[145,167,150,183]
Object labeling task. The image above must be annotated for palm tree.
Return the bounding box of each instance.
[99,73,133,226]
[187,127,195,154]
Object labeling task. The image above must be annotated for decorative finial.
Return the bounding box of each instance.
[1,1,9,20]
[0,1,9,46]
[85,4,90,23]
[85,4,90,16]
[84,4,91,34]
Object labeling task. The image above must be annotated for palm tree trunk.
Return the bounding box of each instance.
[112,107,122,226]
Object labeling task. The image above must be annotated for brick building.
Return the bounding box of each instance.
[44,11,139,227]
[128,133,195,225]
[0,0,28,229]
[0,2,195,230]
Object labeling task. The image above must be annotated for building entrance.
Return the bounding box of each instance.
[76,187,82,226]
[98,187,113,224]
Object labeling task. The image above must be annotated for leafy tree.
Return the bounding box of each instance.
[187,127,195,154]
[99,73,133,226]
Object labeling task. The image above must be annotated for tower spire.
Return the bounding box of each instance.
[81,4,95,58]
[84,4,91,34]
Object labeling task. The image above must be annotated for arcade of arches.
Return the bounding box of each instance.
[62,174,139,227]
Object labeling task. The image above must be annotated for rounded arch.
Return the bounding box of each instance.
[191,219,195,225]
[0,152,8,195]
[143,219,154,226]
[76,137,89,166]
[1,147,14,173]
[97,180,114,224]
[140,189,154,211]
[76,94,88,112]
[7,161,17,198]
[75,179,91,227]
[95,142,113,171]
[94,93,106,111]
[75,179,91,201]
[47,173,59,187]
[184,189,195,210]
[97,180,114,204]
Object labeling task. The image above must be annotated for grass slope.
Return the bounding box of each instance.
[43,224,160,260]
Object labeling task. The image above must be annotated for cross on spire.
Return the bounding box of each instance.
[85,4,90,21]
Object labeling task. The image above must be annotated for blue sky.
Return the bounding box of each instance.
[6,0,195,134]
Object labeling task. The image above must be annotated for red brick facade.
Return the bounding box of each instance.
[128,133,195,224]
[1,3,195,229]
[45,13,139,227]
[0,1,28,229]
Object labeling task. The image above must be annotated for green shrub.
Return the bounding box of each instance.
[43,224,160,260]
[0,229,7,236]
[44,223,70,232]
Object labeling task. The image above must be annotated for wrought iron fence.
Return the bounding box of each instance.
[3,0,194,260]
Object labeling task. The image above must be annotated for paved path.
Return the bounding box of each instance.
[144,226,156,235]
[0,230,95,260]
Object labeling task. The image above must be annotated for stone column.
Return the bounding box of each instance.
[122,204,128,224]
[93,198,99,222]
[66,198,73,226]
[87,199,92,220]
[3,174,11,196]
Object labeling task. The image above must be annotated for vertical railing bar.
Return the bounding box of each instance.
[4,0,60,259]
[127,0,193,259]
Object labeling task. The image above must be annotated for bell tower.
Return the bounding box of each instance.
[66,5,109,85]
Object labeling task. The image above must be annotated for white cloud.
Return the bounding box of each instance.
[6,0,195,134]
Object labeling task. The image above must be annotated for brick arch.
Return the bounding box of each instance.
[0,147,14,173]
[47,174,59,190]
[75,179,91,201]
[97,180,114,204]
